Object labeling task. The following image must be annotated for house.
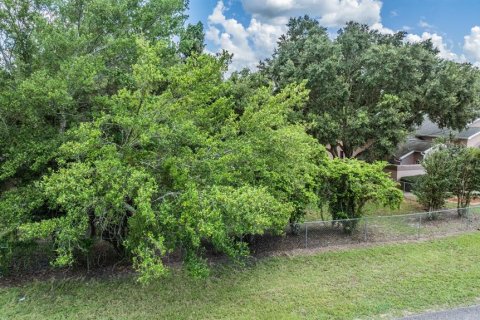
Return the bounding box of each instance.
[386,118,480,180]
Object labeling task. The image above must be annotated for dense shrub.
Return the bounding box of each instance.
[319,159,403,233]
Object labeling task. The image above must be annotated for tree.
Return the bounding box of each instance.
[0,0,190,277]
[414,142,480,215]
[1,37,323,281]
[319,158,403,233]
[0,0,189,189]
[261,18,480,160]
[451,147,480,214]
[414,145,453,213]
[417,143,480,215]
[179,22,205,57]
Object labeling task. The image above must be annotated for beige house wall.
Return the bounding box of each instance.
[467,134,480,147]
[333,132,480,181]
[386,164,425,181]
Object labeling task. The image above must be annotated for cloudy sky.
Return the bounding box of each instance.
[188,0,480,72]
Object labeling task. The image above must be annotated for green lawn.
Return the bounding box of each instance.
[2,233,480,319]
[305,197,424,221]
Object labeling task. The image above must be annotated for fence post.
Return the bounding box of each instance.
[364,218,368,242]
[305,223,309,248]
[465,207,470,230]
[417,215,422,239]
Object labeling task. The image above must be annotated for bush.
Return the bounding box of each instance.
[413,146,452,211]
[320,159,403,233]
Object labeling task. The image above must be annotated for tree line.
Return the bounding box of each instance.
[1,0,479,280]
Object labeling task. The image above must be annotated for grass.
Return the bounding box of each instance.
[305,197,424,221]
[2,233,480,319]
[363,197,424,216]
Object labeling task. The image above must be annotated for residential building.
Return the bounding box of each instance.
[387,118,480,180]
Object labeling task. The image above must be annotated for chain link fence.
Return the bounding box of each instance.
[3,206,480,271]
[251,205,480,255]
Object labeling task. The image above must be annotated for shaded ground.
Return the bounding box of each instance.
[0,241,133,287]
[2,206,480,286]
[447,197,480,205]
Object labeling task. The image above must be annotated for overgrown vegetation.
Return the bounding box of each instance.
[319,159,402,232]
[414,145,455,212]
[0,1,479,281]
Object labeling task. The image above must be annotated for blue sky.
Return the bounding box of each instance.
[187,0,480,72]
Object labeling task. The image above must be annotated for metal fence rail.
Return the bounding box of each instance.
[252,205,480,254]
[4,206,480,268]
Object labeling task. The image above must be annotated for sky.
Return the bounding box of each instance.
[187,0,480,73]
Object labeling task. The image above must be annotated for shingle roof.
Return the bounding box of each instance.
[394,137,432,159]
[415,118,480,140]
[393,118,480,160]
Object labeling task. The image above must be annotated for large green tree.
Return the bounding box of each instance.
[261,17,480,160]
[0,0,197,277]
[0,0,191,192]
[1,31,323,280]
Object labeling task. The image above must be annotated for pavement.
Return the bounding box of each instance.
[399,305,480,319]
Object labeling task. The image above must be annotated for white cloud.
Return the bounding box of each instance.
[246,18,285,56]
[241,0,382,27]
[404,33,422,43]
[371,22,394,35]
[318,0,382,27]
[464,26,480,66]
[418,19,434,29]
[405,32,466,62]
[206,1,476,73]
[206,1,260,72]
[207,0,387,73]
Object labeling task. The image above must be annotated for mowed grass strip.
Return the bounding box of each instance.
[2,233,480,320]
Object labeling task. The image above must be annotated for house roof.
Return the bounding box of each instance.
[394,137,432,160]
[393,118,480,161]
[415,118,480,140]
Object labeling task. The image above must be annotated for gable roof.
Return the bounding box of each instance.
[415,118,480,140]
[394,137,432,160]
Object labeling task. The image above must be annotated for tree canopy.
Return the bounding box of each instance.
[414,144,454,212]
[1,4,438,281]
[260,17,480,160]
[0,1,326,280]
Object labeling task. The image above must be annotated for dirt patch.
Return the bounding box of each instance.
[447,197,480,205]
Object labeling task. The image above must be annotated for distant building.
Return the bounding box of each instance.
[387,118,480,180]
